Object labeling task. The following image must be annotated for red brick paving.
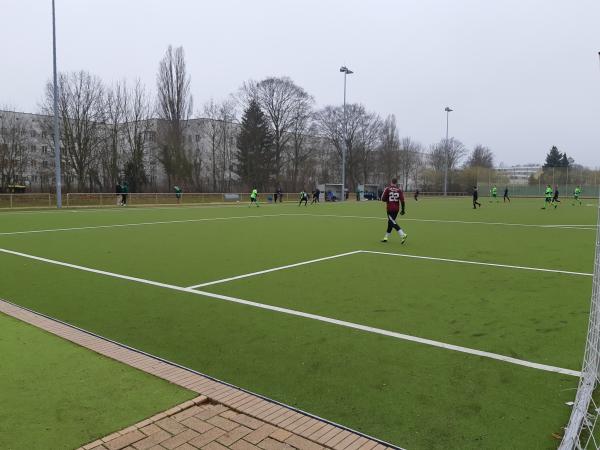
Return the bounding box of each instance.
[0,299,397,450]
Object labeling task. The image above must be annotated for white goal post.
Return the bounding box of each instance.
[560,195,600,449]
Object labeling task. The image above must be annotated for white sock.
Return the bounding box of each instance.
[383,233,390,239]
[397,229,406,237]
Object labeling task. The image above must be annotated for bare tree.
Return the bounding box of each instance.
[287,99,315,191]
[428,138,467,190]
[156,45,193,188]
[102,82,125,190]
[122,80,152,192]
[42,71,105,191]
[378,115,400,183]
[202,99,224,192]
[218,99,237,191]
[0,110,29,192]
[314,103,380,189]
[398,137,423,190]
[241,77,313,184]
[466,144,494,168]
[356,112,382,185]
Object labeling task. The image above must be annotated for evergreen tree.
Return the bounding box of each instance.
[543,146,562,168]
[235,99,274,189]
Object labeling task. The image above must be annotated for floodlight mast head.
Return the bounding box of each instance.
[340,66,353,75]
[445,106,453,112]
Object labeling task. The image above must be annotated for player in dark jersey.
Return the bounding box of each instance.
[472,186,481,209]
[311,188,320,204]
[551,185,560,208]
[381,178,407,243]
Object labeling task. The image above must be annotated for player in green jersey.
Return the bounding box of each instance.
[572,186,582,206]
[249,188,259,207]
[542,184,553,209]
[490,185,498,203]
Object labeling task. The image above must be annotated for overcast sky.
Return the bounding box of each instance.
[2,0,599,167]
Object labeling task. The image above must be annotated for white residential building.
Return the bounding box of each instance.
[495,164,542,185]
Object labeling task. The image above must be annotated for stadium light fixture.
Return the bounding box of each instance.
[52,0,62,208]
[443,106,453,196]
[340,66,353,201]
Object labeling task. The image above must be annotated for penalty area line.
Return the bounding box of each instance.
[0,246,582,378]
[189,249,591,289]
[187,251,362,288]
[361,250,593,277]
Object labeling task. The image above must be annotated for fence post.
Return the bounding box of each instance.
[66,193,70,208]
[10,194,13,208]
[48,194,51,207]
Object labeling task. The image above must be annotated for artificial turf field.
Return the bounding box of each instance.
[0,313,194,449]
[0,197,598,449]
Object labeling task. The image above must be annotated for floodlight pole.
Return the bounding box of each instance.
[340,66,353,202]
[443,106,453,196]
[52,0,62,208]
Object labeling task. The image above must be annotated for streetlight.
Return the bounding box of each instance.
[340,66,353,201]
[443,106,453,196]
[52,0,62,208]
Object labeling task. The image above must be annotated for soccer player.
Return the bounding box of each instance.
[276,187,283,203]
[573,185,582,206]
[121,182,129,206]
[414,189,420,201]
[380,178,407,244]
[311,188,320,204]
[174,185,182,203]
[472,186,482,209]
[249,188,259,207]
[490,185,498,203]
[115,183,123,206]
[542,184,553,209]
[299,190,308,206]
[551,185,560,208]
[503,187,510,203]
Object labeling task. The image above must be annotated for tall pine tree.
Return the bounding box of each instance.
[235,99,274,190]
[544,146,570,168]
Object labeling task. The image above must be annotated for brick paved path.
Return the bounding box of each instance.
[0,300,398,450]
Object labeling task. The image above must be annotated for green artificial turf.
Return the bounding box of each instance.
[0,313,195,450]
[0,197,597,449]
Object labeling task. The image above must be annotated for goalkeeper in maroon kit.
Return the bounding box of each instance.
[381,178,408,244]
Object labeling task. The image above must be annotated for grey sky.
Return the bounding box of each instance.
[2,0,599,167]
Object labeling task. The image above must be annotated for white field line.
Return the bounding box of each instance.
[0,201,276,216]
[0,246,582,377]
[187,251,362,288]
[281,213,596,231]
[1,211,594,237]
[189,249,591,289]
[361,250,593,277]
[0,213,291,236]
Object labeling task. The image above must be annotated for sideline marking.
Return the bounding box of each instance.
[282,213,596,231]
[361,250,593,277]
[0,201,278,216]
[0,214,291,236]
[0,246,582,377]
[187,251,362,288]
[0,210,594,236]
